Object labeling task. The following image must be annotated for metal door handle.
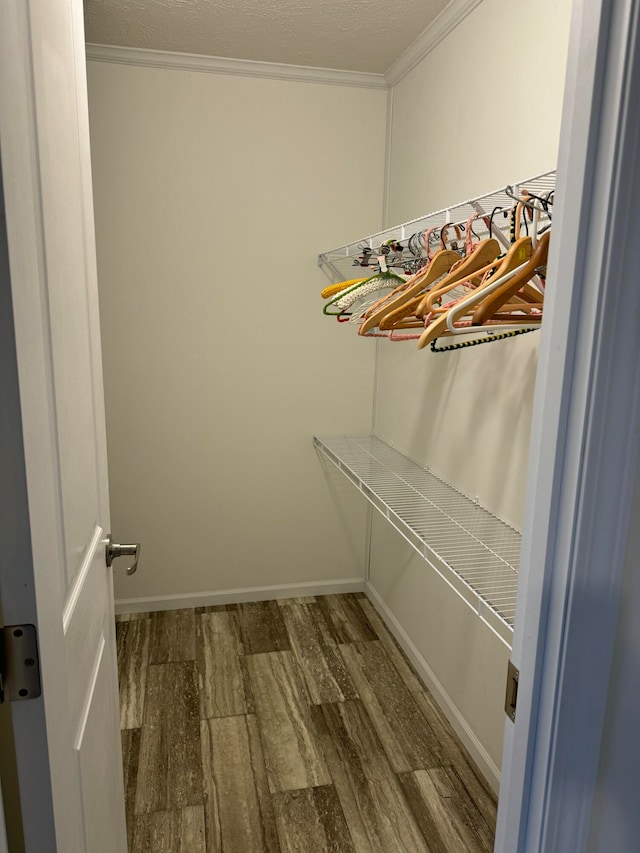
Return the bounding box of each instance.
[106,535,140,576]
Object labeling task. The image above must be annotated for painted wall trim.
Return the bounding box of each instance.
[115,578,365,614]
[364,580,501,795]
[85,44,388,89]
[384,0,485,87]
[86,1,483,92]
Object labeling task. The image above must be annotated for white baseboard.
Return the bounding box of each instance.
[115,578,365,615]
[364,580,501,795]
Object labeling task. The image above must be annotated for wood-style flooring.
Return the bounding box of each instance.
[116,593,497,852]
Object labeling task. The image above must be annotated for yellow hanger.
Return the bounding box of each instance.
[320,278,366,300]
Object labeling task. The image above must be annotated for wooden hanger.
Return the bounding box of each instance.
[417,236,534,349]
[357,249,459,335]
[360,222,476,331]
[418,200,547,318]
[380,232,542,333]
[414,238,502,319]
[471,231,549,326]
[378,239,504,332]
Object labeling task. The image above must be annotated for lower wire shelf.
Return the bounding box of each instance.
[314,434,521,648]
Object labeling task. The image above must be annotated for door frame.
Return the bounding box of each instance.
[496,0,640,849]
[0,781,7,853]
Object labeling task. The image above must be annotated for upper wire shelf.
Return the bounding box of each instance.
[314,434,521,648]
[318,169,556,279]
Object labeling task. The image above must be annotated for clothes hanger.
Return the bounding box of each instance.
[465,201,548,325]
[413,237,502,320]
[320,277,366,300]
[378,236,503,331]
[322,268,405,316]
[358,224,465,334]
[471,230,549,325]
[357,225,438,329]
[438,238,539,334]
[410,212,501,319]
[417,235,535,349]
[428,325,540,353]
[370,210,519,332]
[418,203,546,319]
[417,243,519,319]
[357,248,460,335]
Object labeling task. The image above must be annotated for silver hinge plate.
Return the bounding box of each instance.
[0,624,42,704]
[505,659,519,722]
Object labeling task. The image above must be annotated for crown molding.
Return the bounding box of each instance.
[86,1,483,92]
[85,44,388,89]
[384,0,485,87]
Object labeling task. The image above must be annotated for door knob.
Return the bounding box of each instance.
[106,535,140,576]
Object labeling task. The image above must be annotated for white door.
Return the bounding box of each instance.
[0,1,129,850]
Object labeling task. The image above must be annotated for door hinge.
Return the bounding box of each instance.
[0,624,42,704]
[505,659,519,722]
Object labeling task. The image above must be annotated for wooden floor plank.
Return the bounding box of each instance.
[201,715,280,852]
[135,662,202,814]
[121,728,141,851]
[340,642,443,772]
[149,609,196,664]
[412,691,469,766]
[131,806,206,853]
[239,653,256,714]
[245,714,282,851]
[356,598,424,693]
[117,619,151,729]
[196,611,248,718]
[443,766,497,843]
[399,769,493,853]
[246,651,330,792]
[311,701,431,853]
[413,692,498,830]
[317,595,377,645]
[272,785,355,853]
[280,602,358,704]
[237,601,291,654]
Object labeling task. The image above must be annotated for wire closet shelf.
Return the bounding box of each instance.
[318,169,556,279]
[314,435,521,648]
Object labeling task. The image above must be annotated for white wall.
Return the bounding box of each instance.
[87,62,387,606]
[368,0,573,780]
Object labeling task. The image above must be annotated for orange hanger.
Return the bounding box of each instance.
[415,238,502,319]
[471,231,549,326]
[358,249,459,336]
[417,236,534,350]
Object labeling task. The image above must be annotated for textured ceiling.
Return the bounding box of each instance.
[84,0,451,73]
